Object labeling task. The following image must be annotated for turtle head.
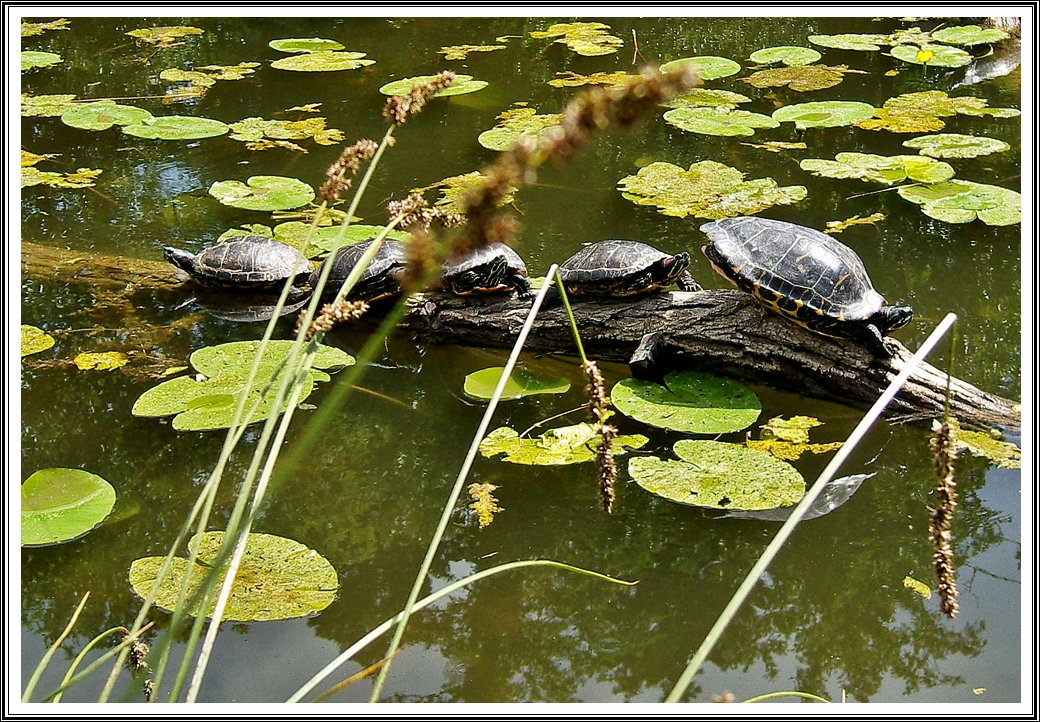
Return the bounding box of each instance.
[874,304,914,333]
[163,246,197,274]
[654,251,691,285]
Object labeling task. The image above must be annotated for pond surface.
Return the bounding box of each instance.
[19,14,1023,705]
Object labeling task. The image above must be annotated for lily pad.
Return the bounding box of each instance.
[663,107,779,137]
[800,152,955,185]
[808,33,891,51]
[743,64,865,92]
[955,429,1021,468]
[22,468,117,547]
[719,473,870,521]
[897,180,1020,226]
[611,370,761,434]
[749,46,822,66]
[269,37,345,53]
[772,100,876,130]
[891,43,972,68]
[930,25,1011,46]
[209,175,314,212]
[478,107,563,151]
[21,51,63,71]
[902,133,1011,159]
[379,74,487,97]
[856,90,1020,133]
[660,56,741,80]
[271,51,375,72]
[629,439,805,510]
[479,424,647,466]
[22,166,102,189]
[61,102,153,131]
[126,26,204,46]
[745,415,843,461]
[662,88,752,109]
[274,222,408,255]
[21,325,55,357]
[228,117,344,147]
[904,575,933,599]
[74,351,128,371]
[21,18,71,36]
[414,171,517,213]
[21,94,79,117]
[128,531,338,621]
[548,70,638,88]
[161,63,260,87]
[618,160,807,219]
[439,44,507,60]
[122,115,229,140]
[463,367,570,401]
[530,22,624,57]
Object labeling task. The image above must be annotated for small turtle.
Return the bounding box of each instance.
[442,243,531,297]
[163,236,313,294]
[558,240,700,297]
[699,216,913,358]
[310,239,408,303]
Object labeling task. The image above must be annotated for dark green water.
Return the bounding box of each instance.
[19,15,1022,704]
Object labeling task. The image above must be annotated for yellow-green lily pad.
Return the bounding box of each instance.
[477,107,562,150]
[800,152,955,185]
[22,468,117,547]
[660,55,741,80]
[897,180,1020,225]
[902,133,1011,159]
[21,18,70,36]
[611,370,761,434]
[21,325,55,357]
[228,117,344,146]
[414,171,517,213]
[74,351,128,371]
[463,367,570,401]
[378,74,487,97]
[530,21,624,57]
[269,37,345,53]
[547,70,638,88]
[21,94,78,117]
[742,64,865,92]
[956,430,1022,468]
[61,102,153,131]
[274,222,408,256]
[439,43,507,60]
[479,423,647,466]
[663,107,780,137]
[21,51,63,71]
[270,51,375,72]
[126,25,204,46]
[808,33,891,51]
[128,531,338,621]
[209,175,314,212]
[746,415,843,461]
[663,88,752,109]
[772,100,876,130]
[122,115,229,140]
[749,46,822,66]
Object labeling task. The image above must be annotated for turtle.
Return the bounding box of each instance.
[699,216,913,358]
[441,242,531,297]
[163,236,313,296]
[558,240,700,297]
[310,238,408,303]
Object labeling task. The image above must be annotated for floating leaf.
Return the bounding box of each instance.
[21,325,55,357]
[825,212,886,233]
[547,70,638,88]
[21,18,70,36]
[800,152,955,186]
[468,483,503,528]
[808,33,891,51]
[271,51,375,72]
[897,180,1020,225]
[414,171,516,213]
[74,351,128,371]
[22,468,117,547]
[903,576,933,599]
[742,64,865,92]
[930,25,1010,46]
[663,107,779,137]
[629,439,805,510]
[21,93,78,117]
[772,100,876,129]
[856,90,1020,133]
[611,370,760,434]
[746,415,843,461]
[902,133,1011,159]
[274,222,407,256]
[719,473,870,521]
[439,44,506,60]
[478,107,562,150]
[22,165,102,189]
[228,117,344,147]
[269,37,345,53]
[891,43,971,68]
[530,22,624,56]
[741,140,807,153]
[662,88,752,109]
[21,51,62,71]
[955,429,1021,468]
[479,424,647,466]
[122,115,229,140]
[379,74,487,97]
[209,175,314,212]
[660,56,741,80]
[159,68,218,88]
[61,102,153,131]
[749,46,822,66]
[618,160,807,219]
[463,367,570,401]
[126,25,204,47]
[128,531,338,621]
[161,63,261,88]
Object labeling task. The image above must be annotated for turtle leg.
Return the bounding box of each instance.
[512,273,533,298]
[628,331,670,384]
[858,323,894,359]
[676,271,701,292]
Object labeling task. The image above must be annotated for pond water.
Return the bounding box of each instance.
[18,14,1024,705]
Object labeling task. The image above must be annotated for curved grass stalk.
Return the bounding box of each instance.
[743,690,832,703]
[288,557,634,702]
[23,591,89,702]
[37,622,155,703]
[368,266,560,701]
[665,313,958,703]
[53,627,129,703]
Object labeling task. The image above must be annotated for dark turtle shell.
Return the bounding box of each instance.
[558,240,699,296]
[311,239,408,303]
[699,216,913,356]
[163,236,313,290]
[442,243,531,297]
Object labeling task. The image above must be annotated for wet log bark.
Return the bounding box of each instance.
[22,242,1020,429]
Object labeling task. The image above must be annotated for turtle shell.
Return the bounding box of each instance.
[699,217,884,326]
[442,243,530,296]
[164,236,312,289]
[311,239,408,302]
[558,240,693,296]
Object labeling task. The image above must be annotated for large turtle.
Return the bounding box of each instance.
[163,236,313,295]
[441,243,531,297]
[558,240,700,296]
[699,216,913,357]
[310,239,408,303]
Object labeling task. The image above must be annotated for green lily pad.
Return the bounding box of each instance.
[749,46,822,66]
[930,24,1011,46]
[479,423,648,466]
[128,531,338,621]
[662,88,752,109]
[131,340,353,431]
[955,430,1021,468]
[891,43,972,68]
[273,222,408,256]
[379,74,487,97]
[22,468,117,547]
[742,64,865,92]
[629,439,805,510]
[611,370,761,434]
[74,351,128,371]
[772,100,876,129]
[660,56,741,80]
[21,325,55,357]
[530,21,624,56]
[61,102,153,131]
[897,180,1020,226]
[808,33,891,51]
[270,51,375,72]
[122,115,229,140]
[463,367,570,401]
[21,94,78,117]
[21,51,63,71]
[269,37,345,53]
[618,160,807,219]
[663,107,779,137]
[800,152,955,185]
[902,133,1011,159]
[209,175,314,212]
[126,26,204,46]
[478,107,562,151]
